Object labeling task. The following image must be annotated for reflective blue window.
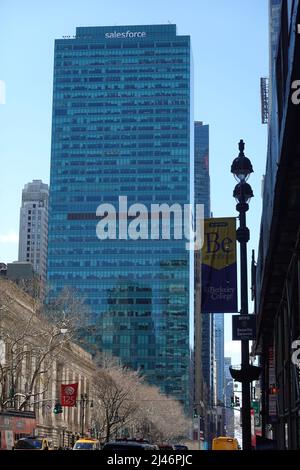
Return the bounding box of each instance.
[48,25,192,406]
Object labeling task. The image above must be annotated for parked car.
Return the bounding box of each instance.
[14,437,53,450]
[73,438,101,450]
[102,440,156,450]
[157,443,176,450]
[173,444,189,450]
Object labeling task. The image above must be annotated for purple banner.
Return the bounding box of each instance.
[201,218,238,313]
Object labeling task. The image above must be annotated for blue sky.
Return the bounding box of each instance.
[0,0,269,365]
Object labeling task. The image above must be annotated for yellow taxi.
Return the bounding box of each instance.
[73,437,101,450]
[14,437,53,450]
[212,436,239,450]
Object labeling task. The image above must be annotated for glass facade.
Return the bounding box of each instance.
[224,357,234,437]
[214,314,224,403]
[194,122,209,218]
[47,25,193,406]
[194,121,216,402]
[269,0,282,64]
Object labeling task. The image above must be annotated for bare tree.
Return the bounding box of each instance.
[0,281,90,411]
[91,352,190,444]
[133,383,190,443]
[91,357,141,442]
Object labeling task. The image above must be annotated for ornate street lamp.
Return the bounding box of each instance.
[233,182,254,204]
[231,140,253,181]
[229,140,259,451]
[79,393,93,437]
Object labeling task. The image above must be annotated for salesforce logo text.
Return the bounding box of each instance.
[105,31,147,39]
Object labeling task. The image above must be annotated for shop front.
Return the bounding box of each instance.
[0,410,36,449]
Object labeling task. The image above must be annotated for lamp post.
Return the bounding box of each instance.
[223,379,234,412]
[79,393,93,437]
[197,414,202,450]
[230,139,253,450]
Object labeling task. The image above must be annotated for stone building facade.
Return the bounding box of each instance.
[0,278,95,448]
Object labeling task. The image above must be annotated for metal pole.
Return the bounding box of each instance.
[238,201,252,450]
[83,396,86,437]
[80,395,84,437]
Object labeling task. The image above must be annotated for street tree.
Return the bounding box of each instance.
[91,358,141,442]
[0,280,90,411]
[91,353,189,444]
[133,383,190,443]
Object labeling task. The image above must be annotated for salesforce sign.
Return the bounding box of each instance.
[105,30,147,39]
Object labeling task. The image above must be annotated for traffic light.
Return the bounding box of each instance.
[193,409,198,418]
[235,396,240,407]
[230,396,235,407]
[269,384,279,395]
[53,402,63,414]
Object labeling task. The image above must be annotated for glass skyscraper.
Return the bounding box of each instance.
[194,122,209,217]
[268,0,282,117]
[269,0,282,64]
[214,313,224,403]
[224,357,234,437]
[47,25,193,406]
[194,122,216,403]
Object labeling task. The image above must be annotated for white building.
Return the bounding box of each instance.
[18,180,49,286]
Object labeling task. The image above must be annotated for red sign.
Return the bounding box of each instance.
[61,383,78,407]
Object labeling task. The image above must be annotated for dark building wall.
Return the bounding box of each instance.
[256,0,300,449]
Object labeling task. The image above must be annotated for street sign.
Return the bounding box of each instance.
[232,314,256,341]
[251,400,260,427]
[268,346,278,423]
